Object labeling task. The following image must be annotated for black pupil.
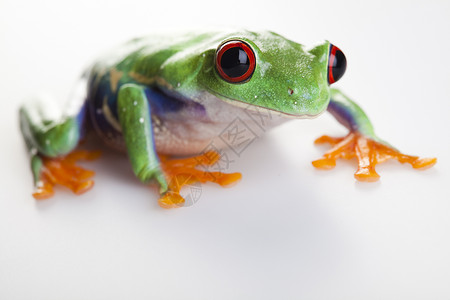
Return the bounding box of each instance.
[332,49,345,75]
[220,47,250,78]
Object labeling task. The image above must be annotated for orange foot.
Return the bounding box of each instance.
[33,150,101,200]
[158,151,242,209]
[312,132,436,182]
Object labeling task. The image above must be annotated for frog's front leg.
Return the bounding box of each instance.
[117,84,168,192]
[313,88,436,181]
[118,84,242,208]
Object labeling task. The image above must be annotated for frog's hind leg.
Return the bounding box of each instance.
[19,95,100,199]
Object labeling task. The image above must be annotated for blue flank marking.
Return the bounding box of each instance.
[145,87,187,115]
[88,72,122,140]
[75,100,88,140]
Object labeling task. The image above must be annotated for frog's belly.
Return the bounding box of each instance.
[153,119,282,156]
[153,95,288,155]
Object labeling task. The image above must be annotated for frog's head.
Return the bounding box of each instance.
[197,31,347,118]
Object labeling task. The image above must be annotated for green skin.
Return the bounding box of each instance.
[19,30,380,194]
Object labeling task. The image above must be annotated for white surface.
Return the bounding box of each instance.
[1,0,450,299]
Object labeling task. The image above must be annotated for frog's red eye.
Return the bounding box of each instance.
[328,44,347,84]
[215,40,256,83]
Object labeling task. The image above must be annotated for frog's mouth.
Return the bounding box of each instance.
[208,91,326,119]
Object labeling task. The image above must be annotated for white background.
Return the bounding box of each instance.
[1,0,450,299]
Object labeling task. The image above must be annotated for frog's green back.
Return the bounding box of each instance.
[93,30,225,77]
[91,29,331,118]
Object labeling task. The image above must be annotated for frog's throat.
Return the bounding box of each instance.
[207,91,325,119]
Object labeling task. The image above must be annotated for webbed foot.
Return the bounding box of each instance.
[312,132,436,181]
[158,151,242,209]
[33,150,101,199]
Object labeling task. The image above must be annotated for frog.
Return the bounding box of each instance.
[19,29,436,208]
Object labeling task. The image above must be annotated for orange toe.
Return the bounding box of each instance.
[33,149,100,200]
[410,157,437,169]
[158,151,241,209]
[158,191,186,209]
[313,132,436,181]
[32,180,54,200]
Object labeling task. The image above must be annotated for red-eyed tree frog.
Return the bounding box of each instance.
[19,30,436,208]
